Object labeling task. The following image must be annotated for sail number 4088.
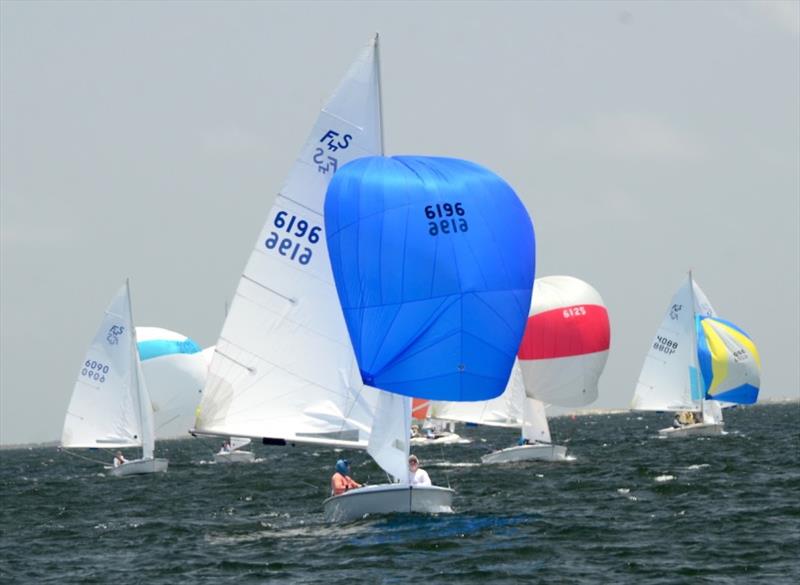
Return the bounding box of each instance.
[265,211,321,265]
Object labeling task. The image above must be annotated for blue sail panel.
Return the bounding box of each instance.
[697,315,761,405]
[325,156,535,401]
[138,338,201,362]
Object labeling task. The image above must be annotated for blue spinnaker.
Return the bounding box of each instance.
[325,156,535,401]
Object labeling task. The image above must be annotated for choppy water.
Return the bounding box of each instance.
[2,402,798,584]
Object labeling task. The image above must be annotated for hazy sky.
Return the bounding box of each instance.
[2,1,798,445]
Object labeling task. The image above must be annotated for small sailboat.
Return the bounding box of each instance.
[193,36,454,519]
[61,280,168,476]
[410,399,469,446]
[322,154,534,519]
[214,436,255,463]
[631,271,760,437]
[438,276,610,463]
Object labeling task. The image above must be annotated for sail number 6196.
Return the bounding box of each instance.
[265,211,320,265]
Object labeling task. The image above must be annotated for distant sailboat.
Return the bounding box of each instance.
[435,276,610,463]
[214,436,255,464]
[631,271,760,437]
[61,281,167,476]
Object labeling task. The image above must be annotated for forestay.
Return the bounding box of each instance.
[194,37,384,447]
[62,283,154,452]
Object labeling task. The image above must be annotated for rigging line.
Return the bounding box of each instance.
[60,448,112,467]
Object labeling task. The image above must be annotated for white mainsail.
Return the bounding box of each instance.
[194,38,389,463]
[62,281,153,453]
[632,273,718,413]
[521,397,552,444]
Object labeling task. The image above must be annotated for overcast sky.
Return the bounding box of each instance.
[2,1,798,445]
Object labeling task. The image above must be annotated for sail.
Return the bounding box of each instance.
[521,398,551,444]
[62,283,143,449]
[411,398,430,422]
[367,392,411,482]
[230,437,252,451]
[517,276,610,407]
[632,277,699,411]
[324,156,535,401]
[697,316,761,404]
[193,37,383,447]
[136,327,206,440]
[430,361,526,428]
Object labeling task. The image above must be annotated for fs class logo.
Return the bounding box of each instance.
[313,129,353,175]
[669,304,683,320]
[106,325,125,345]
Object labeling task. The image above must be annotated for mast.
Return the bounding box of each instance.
[687,270,702,414]
[126,279,150,458]
[374,32,385,156]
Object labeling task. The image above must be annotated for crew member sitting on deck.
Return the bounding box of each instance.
[113,451,127,468]
[408,455,431,486]
[331,459,361,496]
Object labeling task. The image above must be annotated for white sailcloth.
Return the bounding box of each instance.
[367,392,411,482]
[194,38,385,452]
[62,282,152,451]
[430,361,526,428]
[632,275,718,412]
[521,398,552,444]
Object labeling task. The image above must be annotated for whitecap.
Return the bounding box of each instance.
[687,464,710,471]
[654,474,675,482]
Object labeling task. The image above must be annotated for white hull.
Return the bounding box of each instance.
[658,423,725,438]
[323,484,454,523]
[410,432,470,446]
[481,443,568,464]
[214,450,256,464]
[110,457,168,477]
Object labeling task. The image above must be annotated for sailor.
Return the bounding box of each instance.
[330,459,361,496]
[219,440,232,454]
[408,455,431,486]
[113,451,127,468]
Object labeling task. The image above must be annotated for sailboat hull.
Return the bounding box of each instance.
[322,484,454,522]
[658,423,725,438]
[214,450,255,464]
[110,457,168,477]
[481,443,568,464]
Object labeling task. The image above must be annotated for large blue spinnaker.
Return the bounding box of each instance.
[325,156,535,401]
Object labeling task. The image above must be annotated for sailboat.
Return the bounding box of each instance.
[194,36,535,522]
[191,36,450,519]
[435,276,610,463]
[322,150,535,519]
[61,280,168,477]
[214,436,255,463]
[631,271,761,437]
[410,399,469,446]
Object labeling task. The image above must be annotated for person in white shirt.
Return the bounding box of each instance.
[113,451,127,468]
[408,454,431,486]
